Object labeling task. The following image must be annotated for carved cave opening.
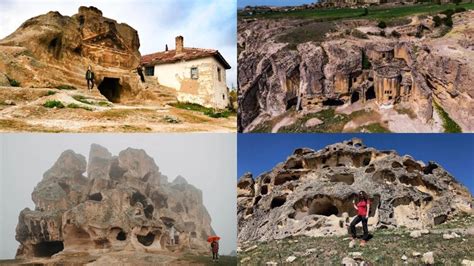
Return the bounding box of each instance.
[137,232,155,246]
[88,193,103,201]
[351,91,360,104]
[322,98,344,106]
[116,231,127,241]
[270,195,287,209]
[48,37,62,59]
[33,241,64,257]
[366,86,376,101]
[98,77,122,103]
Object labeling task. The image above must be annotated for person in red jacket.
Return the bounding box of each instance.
[350,191,371,247]
[211,240,219,262]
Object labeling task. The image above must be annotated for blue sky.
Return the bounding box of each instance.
[238,134,474,194]
[238,0,315,8]
[0,0,237,88]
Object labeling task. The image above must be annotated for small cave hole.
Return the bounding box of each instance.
[144,205,154,219]
[33,241,64,257]
[322,98,344,106]
[391,162,402,168]
[88,193,103,201]
[351,91,360,104]
[261,185,268,195]
[137,232,155,246]
[366,86,376,101]
[116,231,127,241]
[270,196,287,209]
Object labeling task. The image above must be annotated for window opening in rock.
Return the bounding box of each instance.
[351,91,360,104]
[270,196,286,209]
[261,185,268,195]
[116,231,127,241]
[322,98,344,106]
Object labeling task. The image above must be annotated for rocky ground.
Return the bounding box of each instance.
[238,213,474,265]
[0,83,236,132]
[238,5,474,133]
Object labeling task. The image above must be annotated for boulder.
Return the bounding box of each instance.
[422,252,435,265]
[15,144,214,259]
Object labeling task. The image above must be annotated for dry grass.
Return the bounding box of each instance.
[0,119,62,132]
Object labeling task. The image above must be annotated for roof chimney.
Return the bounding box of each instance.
[165,44,168,51]
[175,36,183,54]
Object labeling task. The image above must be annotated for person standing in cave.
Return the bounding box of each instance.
[350,190,371,247]
[211,240,219,262]
[85,65,95,92]
[137,65,145,83]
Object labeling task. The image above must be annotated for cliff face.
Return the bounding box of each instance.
[238,11,474,132]
[237,138,472,244]
[15,144,214,259]
[0,6,144,102]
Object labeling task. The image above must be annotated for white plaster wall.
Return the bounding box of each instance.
[152,57,229,109]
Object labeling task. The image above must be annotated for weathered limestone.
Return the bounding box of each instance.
[237,138,473,244]
[15,145,214,259]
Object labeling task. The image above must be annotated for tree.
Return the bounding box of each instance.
[433,15,442,27]
[362,8,368,16]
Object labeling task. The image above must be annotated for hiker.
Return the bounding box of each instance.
[350,190,371,247]
[169,226,176,245]
[85,65,95,91]
[210,240,219,262]
[137,65,145,82]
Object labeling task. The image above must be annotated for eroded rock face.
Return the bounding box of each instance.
[237,138,473,244]
[238,11,474,132]
[15,145,214,259]
[0,6,144,102]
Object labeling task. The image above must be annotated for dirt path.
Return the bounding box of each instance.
[271,116,296,133]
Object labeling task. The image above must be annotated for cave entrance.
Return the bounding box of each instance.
[309,197,339,216]
[322,98,344,106]
[366,86,376,101]
[98,77,122,103]
[286,97,298,110]
[351,91,360,104]
[33,241,64,257]
[137,232,155,246]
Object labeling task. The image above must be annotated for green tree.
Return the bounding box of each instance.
[377,21,387,29]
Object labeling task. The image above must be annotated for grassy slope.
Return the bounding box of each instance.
[239,3,474,21]
[238,214,474,265]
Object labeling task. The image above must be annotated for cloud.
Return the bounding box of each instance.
[0,0,236,87]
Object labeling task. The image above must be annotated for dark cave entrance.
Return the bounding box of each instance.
[33,241,64,257]
[309,198,339,216]
[366,86,376,101]
[351,91,360,104]
[98,77,122,103]
[137,233,155,246]
[116,231,127,241]
[286,97,298,111]
[322,98,344,106]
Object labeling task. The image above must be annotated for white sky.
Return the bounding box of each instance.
[0,133,237,259]
[0,0,237,88]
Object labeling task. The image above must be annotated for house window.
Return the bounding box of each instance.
[144,66,154,76]
[217,67,222,82]
[191,67,199,79]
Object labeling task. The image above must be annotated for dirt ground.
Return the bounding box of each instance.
[0,85,236,132]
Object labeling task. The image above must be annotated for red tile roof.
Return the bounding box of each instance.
[141,48,231,69]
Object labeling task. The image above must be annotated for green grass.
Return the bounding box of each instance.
[239,3,474,21]
[46,90,57,96]
[43,100,64,108]
[276,22,335,49]
[72,95,93,105]
[56,85,77,90]
[67,103,92,111]
[6,77,20,87]
[239,215,474,265]
[170,102,234,118]
[433,101,462,133]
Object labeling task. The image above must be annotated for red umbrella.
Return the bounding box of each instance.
[207,235,220,242]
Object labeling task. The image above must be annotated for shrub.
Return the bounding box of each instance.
[455,7,466,13]
[46,90,57,96]
[433,15,442,27]
[362,52,371,70]
[361,8,368,16]
[443,16,453,27]
[441,9,454,17]
[391,30,401,38]
[7,77,20,87]
[377,21,387,29]
[43,100,64,108]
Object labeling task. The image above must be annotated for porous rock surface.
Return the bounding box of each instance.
[0,6,144,102]
[237,138,472,244]
[15,144,214,259]
[238,11,474,132]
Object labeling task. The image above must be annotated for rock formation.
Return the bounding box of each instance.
[237,138,473,244]
[15,144,214,259]
[0,6,144,103]
[238,11,474,132]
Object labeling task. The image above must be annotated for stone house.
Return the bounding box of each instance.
[141,36,231,109]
